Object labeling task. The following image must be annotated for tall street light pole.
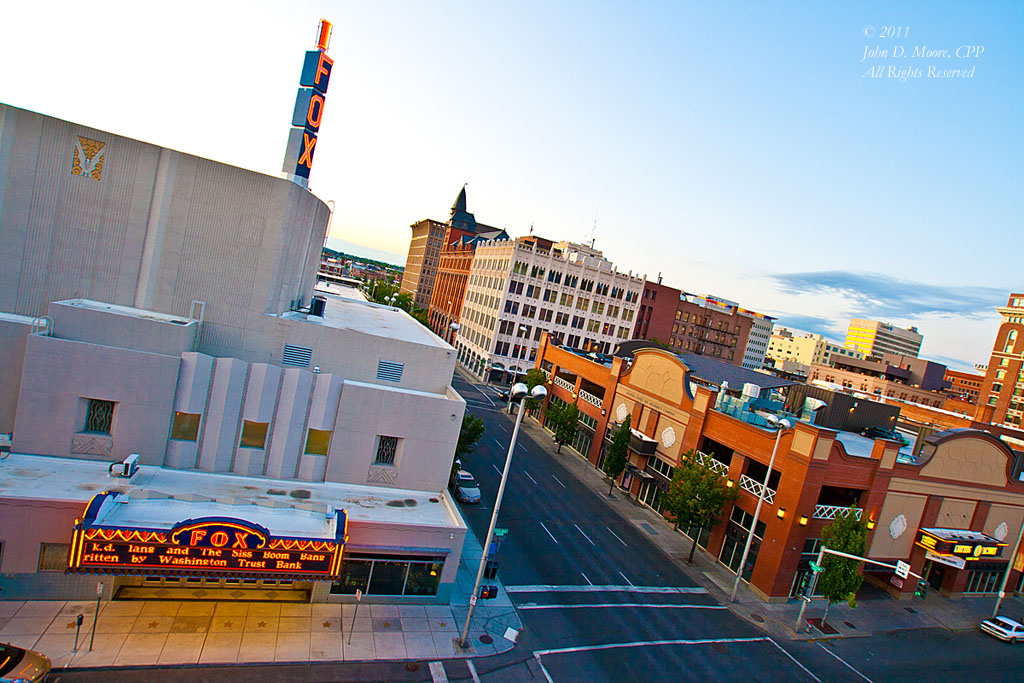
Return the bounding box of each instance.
[508,326,529,412]
[992,516,1024,618]
[459,382,548,649]
[729,415,792,603]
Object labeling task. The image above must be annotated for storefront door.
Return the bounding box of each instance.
[926,560,945,591]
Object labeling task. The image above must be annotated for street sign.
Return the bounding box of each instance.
[470,595,478,606]
[494,528,509,537]
[355,589,362,601]
[809,561,824,573]
[895,560,910,580]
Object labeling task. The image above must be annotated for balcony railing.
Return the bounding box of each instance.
[694,451,729,478]
[552,376,575,393]
[812,505,863,521]
[739,474,776,504]
[579,389,602,407]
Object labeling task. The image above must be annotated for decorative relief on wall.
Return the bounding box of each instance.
[71,136,106,180]
[616,403,628,422]
[889,513,908,540]
[661,426,676,448]
[994,521,1009,541]
[71,433,113,457]
[367,464,398,485]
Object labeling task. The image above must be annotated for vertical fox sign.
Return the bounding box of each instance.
[283,20,333,186]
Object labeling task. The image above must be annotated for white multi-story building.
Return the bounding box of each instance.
[737,308,774,370]
[455,236,644,381]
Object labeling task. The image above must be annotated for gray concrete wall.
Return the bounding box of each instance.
[0,315,33,432]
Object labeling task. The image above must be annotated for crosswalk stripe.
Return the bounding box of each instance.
[428,660,448,682]
[517,603,726,611]
[506,584,708,594]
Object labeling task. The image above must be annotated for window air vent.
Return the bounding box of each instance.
[376,360,404,383]
[282,344,313,368]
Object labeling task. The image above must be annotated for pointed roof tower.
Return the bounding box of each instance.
[452,185,468,214]
[449,184,477,233]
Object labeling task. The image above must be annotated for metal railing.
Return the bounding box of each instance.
[739,474,776,504]
[552,376,575,393]
[812,505,863,521]
[694,451,730,478]
[579,389,602,407]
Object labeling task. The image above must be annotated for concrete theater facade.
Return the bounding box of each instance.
[0,103,469,604]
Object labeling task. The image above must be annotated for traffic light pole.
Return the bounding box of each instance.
[992,517,1024,619]
[794,546,924,632]
[458,394,528,649]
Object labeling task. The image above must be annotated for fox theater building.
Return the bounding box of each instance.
[0,22,469,604]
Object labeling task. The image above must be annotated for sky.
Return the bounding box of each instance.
[2,1,1021,371]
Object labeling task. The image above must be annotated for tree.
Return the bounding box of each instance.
[603,415,631,496]
[817,506,869,626]
[451,412,485,482]
[662,449,739,562]
[523,369,548,410]
[551,403,580,454]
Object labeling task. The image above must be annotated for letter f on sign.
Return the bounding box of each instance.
[190,530,207,545]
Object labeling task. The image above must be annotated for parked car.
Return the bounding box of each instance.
[980,616,1024,642]
[451,470,481,504]
[0,642,51,683]
[861,425,910,446]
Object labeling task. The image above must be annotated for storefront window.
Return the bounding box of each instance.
[404,562,443,596]
[331,559,372,594]
[330,554,445,596]
[964,566,1004,594]
[369,560,409,595]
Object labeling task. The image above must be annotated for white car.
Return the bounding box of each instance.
[452,470,481,504]
[980,616,1024,642]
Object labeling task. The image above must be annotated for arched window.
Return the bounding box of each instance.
[1005,330,1017,353]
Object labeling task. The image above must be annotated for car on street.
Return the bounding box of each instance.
[861,425,910,446]
[452,470,481,504]
[0,642,51,683]
[980,616,1024,642]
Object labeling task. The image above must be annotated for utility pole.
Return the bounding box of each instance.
[992,519,1024,618]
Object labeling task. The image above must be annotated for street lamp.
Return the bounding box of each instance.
[729,415,792,603]
[449,322,460,346]
[508,326,529,411]
[460,382,548,649]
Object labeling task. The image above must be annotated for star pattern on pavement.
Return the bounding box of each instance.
[66,621,76,629]
[147,621,159,629]
[322,621,333,628]
[222,620,235,628]
[257,620,268,628]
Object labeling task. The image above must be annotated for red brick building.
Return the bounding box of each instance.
[536,337,1024,602]
[978,293,1024,427]
[944,368,984,405]
[633,279,680,344]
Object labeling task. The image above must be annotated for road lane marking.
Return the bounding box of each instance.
[466,659,482,683]
[580,571,593,585]
[517,603,727,611]
[428,660,448,682]
[534,636,769,656]
[524,471,538,485]
[493,464,503,477]
[816,642,872,682]
[607,527,628,547]
[618,571,634,586]
[573,523,596,546]
[506,585,708,594]
[496,423,508,433]
[539,521,559,544]
[551,474,566,488]
[493,438,504,449]
[533,652,556,683]
[769,639,822,682]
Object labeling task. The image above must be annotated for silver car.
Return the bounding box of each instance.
[453,470,481,504]
[0,642,51,683]
[980,616,1024,643]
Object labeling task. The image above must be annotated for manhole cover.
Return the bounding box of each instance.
[404,663,419,672]
[904,607,917,614]
[750,614,765,623]
[844,621,856,629]
[480,634,494,644]
[712,642,728,654]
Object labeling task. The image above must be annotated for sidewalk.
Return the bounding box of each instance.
[0,525,521,669]
[514,411,1024,642]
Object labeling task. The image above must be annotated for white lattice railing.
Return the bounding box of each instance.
[694,451,729,478]
[739,474,776,504]
[813,505,863,521]
[553,376,575,393]
[579,389,602,407]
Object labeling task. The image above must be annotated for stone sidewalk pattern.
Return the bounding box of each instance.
[514,410,1024,642]
[0,523,521,668]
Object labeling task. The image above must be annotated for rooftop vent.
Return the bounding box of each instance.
[282,343,313,368]
[376,360,404,383]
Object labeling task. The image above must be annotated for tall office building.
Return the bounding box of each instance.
[978,294,1024,426]
[844,318,923,358]
[455,236,644,381]
[399,218,448,309]
[737,308,775,370]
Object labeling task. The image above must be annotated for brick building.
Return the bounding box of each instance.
[535,338,1024,602]
[978,294,1024,427]
[944,368,985,406]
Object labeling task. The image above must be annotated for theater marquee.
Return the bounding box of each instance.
[67,493,347,581]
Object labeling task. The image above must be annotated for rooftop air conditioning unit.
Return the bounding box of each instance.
[109,453,140,479]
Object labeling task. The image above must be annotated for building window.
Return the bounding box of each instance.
[329,553,444,596]
[305,429,332,456]
[375,436,399,466]
[84,398,114,434]
[239,421,269,449]
[170,412,201,441]
[38,543,70,571]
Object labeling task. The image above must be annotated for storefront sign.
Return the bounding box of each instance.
[925,550,967,570]
[890,574,904,589]
[67,494,347,580]
[915,529,1004,560]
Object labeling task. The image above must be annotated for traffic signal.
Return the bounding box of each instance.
[915,580,928,598]
[484,560,499,580]
[479,585,498,600]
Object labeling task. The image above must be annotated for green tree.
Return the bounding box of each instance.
[551,402,580,454]
[523,369,548,409]
[662,450,739,562]
[818,506,869,626]
[451,412,485,481]
[603,414,631,496]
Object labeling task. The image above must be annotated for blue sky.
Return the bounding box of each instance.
[2,1,1020,370]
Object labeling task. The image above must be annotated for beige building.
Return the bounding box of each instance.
[766,327,863,372]
[399,218,448,309]
[0,103,469,603]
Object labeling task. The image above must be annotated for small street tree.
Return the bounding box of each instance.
[603,415,631,496]
[662,449,739,563]
[523,369,549,410]
[451,412,485,482]
[549,402,580,453]
[818,506,869,626]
